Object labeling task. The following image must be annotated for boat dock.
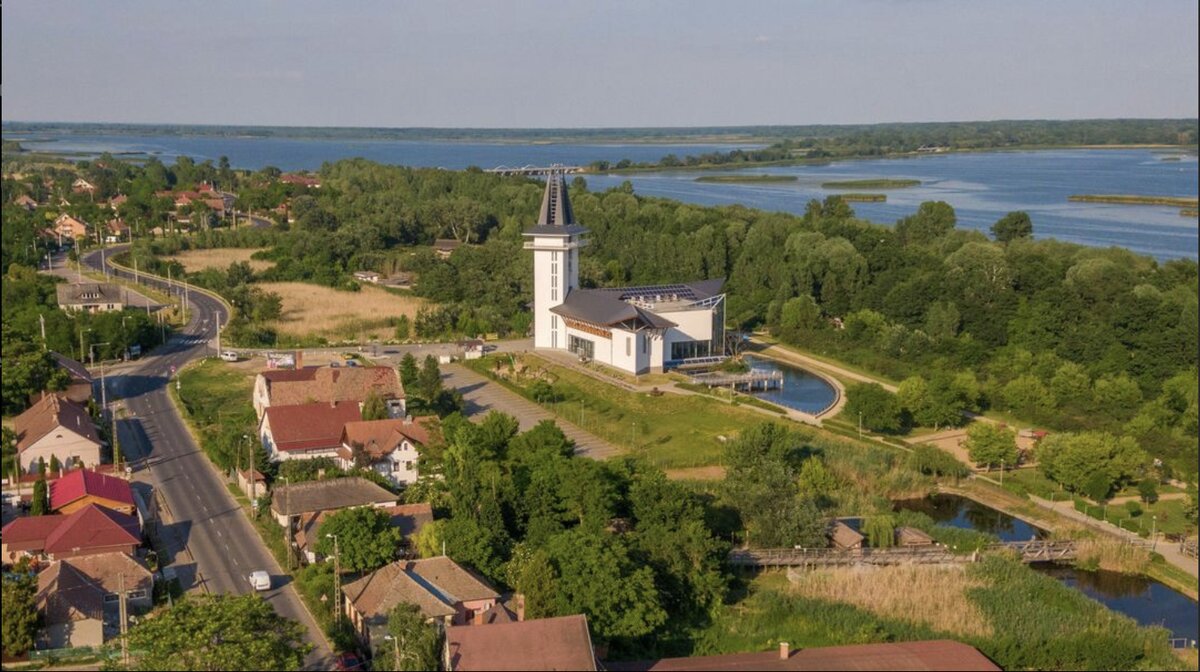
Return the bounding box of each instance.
[688,369,784,392]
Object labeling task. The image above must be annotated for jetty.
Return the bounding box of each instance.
[688,369,784,392]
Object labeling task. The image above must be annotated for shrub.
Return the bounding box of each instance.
[1137,478,1159,504]
[1123,500,1143,517]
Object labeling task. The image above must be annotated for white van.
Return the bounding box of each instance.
[249,570,271,591]
[220,351,239,362]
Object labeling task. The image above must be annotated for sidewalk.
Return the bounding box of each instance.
[1031,495,1198,579]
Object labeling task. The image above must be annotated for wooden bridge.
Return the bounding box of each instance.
[688,369,784,392]
[728,539,1079,568]
[485,164,585,176]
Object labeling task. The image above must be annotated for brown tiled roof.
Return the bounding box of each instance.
[342,560,457,621]
[294,510,331,553]
[477,601,517,624]
[50,352,92,385]
[56,552,152,597]
[263,366,404,408]
[829,521,864,549]
[446,614,597,671]
[56,282,123,306]
[385,502,433,537]
[339,418,426,461]
[433,238,462,251]
[604,640,1000,671]
[13,394,101,454]
[270,477,396,517]
[263,401,363,453]
[37,561,104,625]
[896,527,935,545]
[408,556,498,603]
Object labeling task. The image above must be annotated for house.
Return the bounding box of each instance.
[71,178,97,195]
[353,270,381,284]
[281,173,321,188]
[269,476,398,528]
[253,365,405,419]
[13,394,103,474]
[56,283,125,313]
[237,468,268,501]
[296,501,431,564]
[433,238,462,259]
[105,219,129,244]
[343,557,499,647]
[52,213,90,241]
[49,352,94,404]
[829,520,864,552]
[1,504,141,563]
[36,552,153,650]
[107,194,127,211]
[49,468,135,517]
[896,526,936,547]
[259,401,364,462]
[15,194,39,210]
[526,173,725,375]
[459,339,484,360]
[335,418,430,487]
[604,640,999,671]
[444,614,598,671]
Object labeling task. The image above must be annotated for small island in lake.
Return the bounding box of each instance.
[837,193,887,202]
[1181,208,1198,218]
[821,178,921,189]
[1068,194,1199,208]
[694,174,798,183]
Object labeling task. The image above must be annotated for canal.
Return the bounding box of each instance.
[742,354,838,415]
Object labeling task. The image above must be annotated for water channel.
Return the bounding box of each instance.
[741,354,838,415]
[895,494,1198,643]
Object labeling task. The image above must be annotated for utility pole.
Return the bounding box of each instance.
[328,533,341,626]
[39,314,46,350]
[119,573,129,668]
[246,434,256,516]
[216,312,222,357]
[858,412,863,438]
[282,477,291,570]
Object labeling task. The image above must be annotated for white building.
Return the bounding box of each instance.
[523,173,725,375]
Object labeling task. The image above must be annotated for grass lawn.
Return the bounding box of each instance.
[1075,496,1195,537]
[468,354,776,469]
[172,357,259,469]
[258,281,426,342]
[1000,467,1061,499]
[164,247,273,273]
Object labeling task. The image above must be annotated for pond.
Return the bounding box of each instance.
[895,494,1198,643]
[742,354,838,415]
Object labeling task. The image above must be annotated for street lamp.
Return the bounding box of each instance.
[326,533,341,626]
[89,342,112,416]
[383,634,402,670]
[1151,515,1158,551]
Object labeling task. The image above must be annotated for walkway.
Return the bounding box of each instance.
[1030,495,1198,579]
[441,364,622,460]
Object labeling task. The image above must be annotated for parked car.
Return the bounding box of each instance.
[345,360,358,367]
[248,570,271,591]
[330,360,341,367]
[333,652,364,671]
[219,351,239,362]
[341,352,356,360]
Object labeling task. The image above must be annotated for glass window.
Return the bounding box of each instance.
[626,337,631,357]
[568,335,595,359]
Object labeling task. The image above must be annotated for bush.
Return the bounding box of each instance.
[907,445,969,479]
[1123,500,1143,517]
[1137,478,1159,504]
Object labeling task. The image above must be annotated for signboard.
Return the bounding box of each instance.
[128,344,142,358]
[266,351,297,369]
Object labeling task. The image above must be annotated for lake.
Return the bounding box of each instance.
[742,354,838,415]
[11,129,1198,260]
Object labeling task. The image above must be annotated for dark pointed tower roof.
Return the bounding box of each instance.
[527,170,587,236]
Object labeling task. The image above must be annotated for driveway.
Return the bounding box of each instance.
[441,364,621,460]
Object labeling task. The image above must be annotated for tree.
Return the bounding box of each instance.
[506,545,558,620]
[49,454,61,474]
[418,355,443,402]
[1002,375,1055,419]
[992,211,1033,243]
[777,295,822,340]
[1036,431,1147,498]
[895,201,956,246]
[361,391,389,421]
[1,570,37,656]
[30,477,49,516]
[1137,478,1159,504]
[374,603,440,672]
[964,423,1019,470]
[113,594,309,671]
[723,424,828,547]
[399,353,419,389]
[395,315,410,341]
[845,383,908,434]
[315,507,401,573]
[864,515,895,548]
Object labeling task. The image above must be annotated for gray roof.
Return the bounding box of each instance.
[56,283,122,305]
[526,171,588,236]
[550,289,677,330]
[271,477,397,516]
[595,278,726,302]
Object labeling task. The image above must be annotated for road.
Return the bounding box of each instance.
[79,245,333,670]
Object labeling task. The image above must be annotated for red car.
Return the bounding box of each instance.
[333,652,364,671]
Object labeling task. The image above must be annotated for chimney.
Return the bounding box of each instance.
[779,642,790,660]
[473,609,485,626]
[515,593,525,622]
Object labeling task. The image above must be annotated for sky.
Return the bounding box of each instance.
[2,0,1197,128]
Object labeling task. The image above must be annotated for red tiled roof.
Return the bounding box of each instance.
[446,615,597,671]
[13,394,101,454]
[605,640,1000,671]
[264,366,404,408]
[264,401,363,453]
[43,504,141,555]
[1,515,67,552]
[49,468,134,511]
[338,418,426,461]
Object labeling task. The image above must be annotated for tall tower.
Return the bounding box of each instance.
[523,170,588,349]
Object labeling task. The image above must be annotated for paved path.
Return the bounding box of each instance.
[1031,495,1198,579]
[441,364,622,460]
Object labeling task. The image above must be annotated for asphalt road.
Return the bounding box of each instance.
[81,245,333,670]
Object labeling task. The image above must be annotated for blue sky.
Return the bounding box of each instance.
[2,0,1196,127]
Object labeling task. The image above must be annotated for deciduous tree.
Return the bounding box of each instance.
[964,423,1019,470]
[315,507,401,573]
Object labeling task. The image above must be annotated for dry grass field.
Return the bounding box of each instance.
[784,564,993,638]
[258,281,426,340]
[164,248,274,273]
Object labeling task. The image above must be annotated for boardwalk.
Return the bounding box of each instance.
[729,539,1081,568]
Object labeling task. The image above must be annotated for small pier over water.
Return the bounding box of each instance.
[688,369,784,392]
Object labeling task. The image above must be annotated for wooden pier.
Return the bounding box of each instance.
[688,369,784,392]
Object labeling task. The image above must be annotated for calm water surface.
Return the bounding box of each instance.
[893,493,1046,542]
[742,354,837,415]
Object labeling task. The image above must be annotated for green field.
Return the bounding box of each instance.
[1068,194,1199,207]
[172,358,258,470]
[466,355,775,469]
[694,174,798,183]
[821,178,921,189]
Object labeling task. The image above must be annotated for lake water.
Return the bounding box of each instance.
[742,354,838,415]
[11,129,1197,259]
[586,150,1199,261]
[895,494,1197,642]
